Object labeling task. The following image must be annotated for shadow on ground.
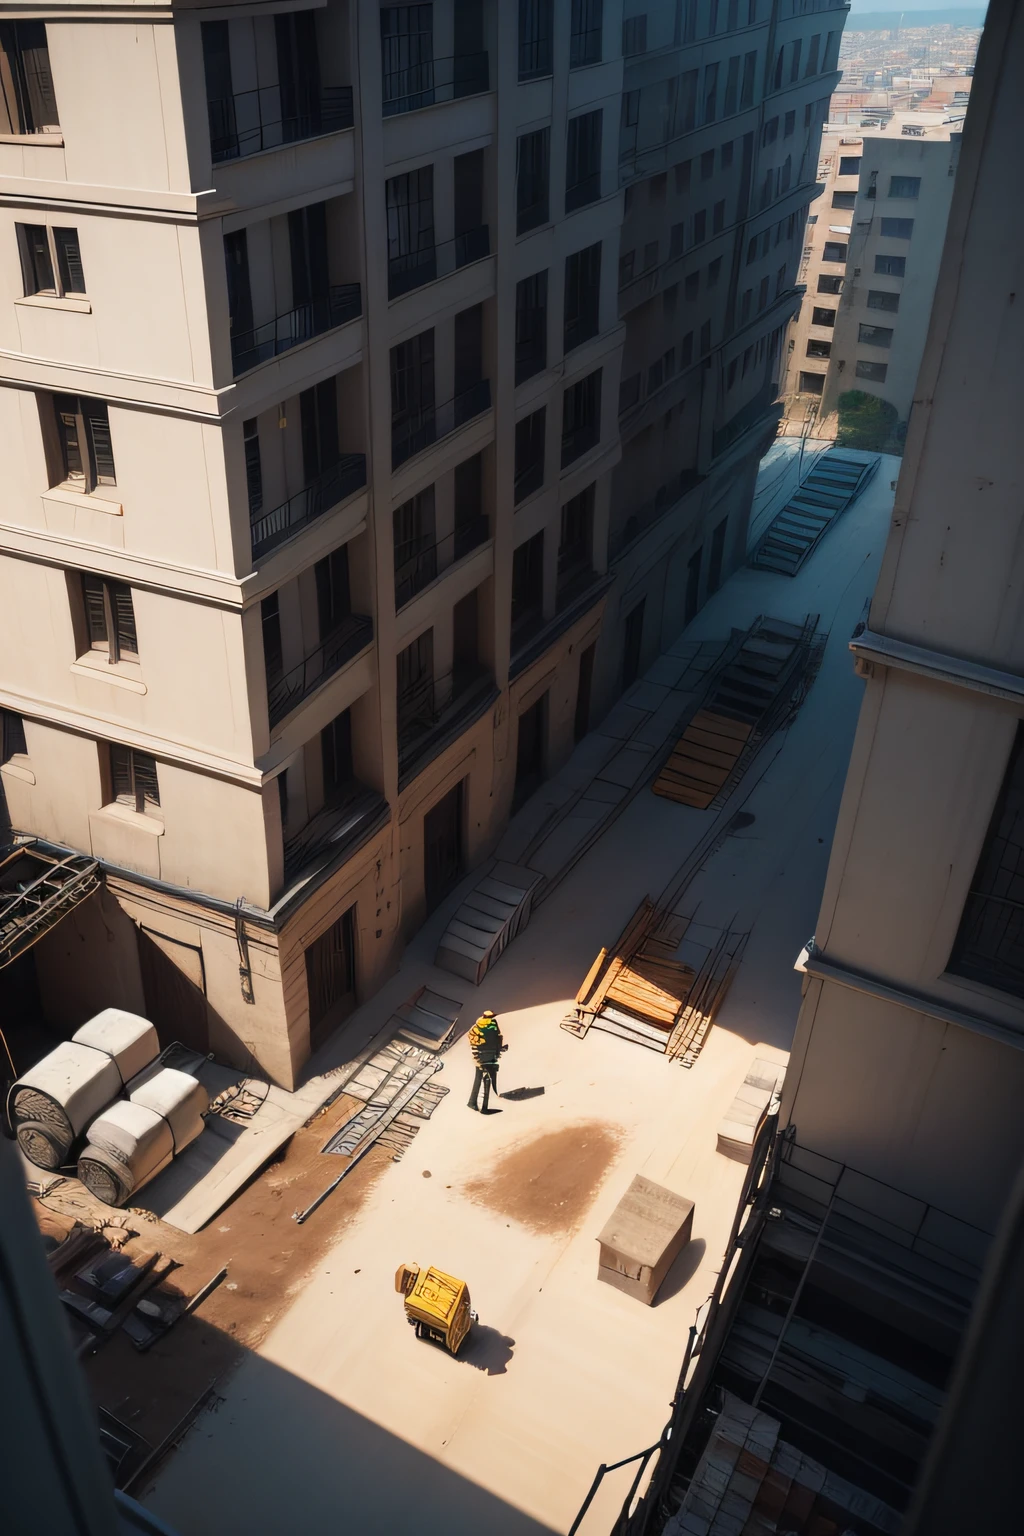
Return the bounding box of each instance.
[459,1323,517,1376]
[654,1238,707,1306]
[142,1318,555,1535]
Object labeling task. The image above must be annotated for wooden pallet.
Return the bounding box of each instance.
[653,710,753,808]
[563,898,694,1039]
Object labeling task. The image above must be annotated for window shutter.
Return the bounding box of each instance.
[133,751,160,809]
[54,228,85,294]
[111,583,138,656]
[85,401,115,483]
[110,743,133,802]
[55,395,85,480]
[83,574,108,647]
[2,710,28,760]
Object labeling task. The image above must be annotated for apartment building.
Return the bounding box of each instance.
[0,2,843,1091]
[618,5,1024,1527]
[784,108,962,428]
[605,0,846,684]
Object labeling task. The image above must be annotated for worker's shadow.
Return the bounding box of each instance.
[499,1087,545,1102]
[460,1324,516,1376]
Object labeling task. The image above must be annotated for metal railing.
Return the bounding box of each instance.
[388,226,490,300]
[516,191,549,236]
[283,782,386,884]
[231,283,361,377]
[518,35,553,81]
[382,52,489,117]
[267,613,373,726]
[250,454,367,559]
[394,516,490,610]
[391,379,491,469]
[397,666,494,778]
[208,84,353,164]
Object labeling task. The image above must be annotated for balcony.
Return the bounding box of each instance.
[208,85,354,164]
[394,516,490,610]
[250,454,367,560]
[388,226,490,300]
[382,53,489,117]
[283,783,388,886]
[397,667,497,785]
[267,613,373,728]
[231,284,361,377]
[391,379,491,470]
[510,572,613,681]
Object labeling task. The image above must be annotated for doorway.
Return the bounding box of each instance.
[574,643,596,743]
[622,599,645,689]
[305,907,356,1052]
[137,928,209,1055]
[424,780,465,913]
[514,692,548,811]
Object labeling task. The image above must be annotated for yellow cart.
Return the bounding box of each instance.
[395,1262,476,1355]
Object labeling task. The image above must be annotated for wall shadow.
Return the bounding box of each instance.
[140,1318,556,1536]
[654,1237,707,1306]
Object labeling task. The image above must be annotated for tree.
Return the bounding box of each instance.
[836,390,900,452]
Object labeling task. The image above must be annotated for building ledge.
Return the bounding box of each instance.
[850,627,1024,706]
[509,574,613,682]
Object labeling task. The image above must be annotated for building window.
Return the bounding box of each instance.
[649,172,667,203]
[82,574,138,664]
[818,274,843,295]
[758,275,769,311]
[693,209,707,245]
[110,745,160,814]
[321,709,354,801]
[394,487,437,607]
[806,338,831,359]
[561,370,602,468]
[831,191,856,211]
[889,175,921,199]
[386,165,436,297]
[822,241,848,264]
[570,0,602,67]
[739,50,756,108]
[805,33,820,76]
[642,240,658,271]
[858,323,893,348]
[762,117,778,146]
[514,409,546,504]
[262,592,283,685]
[670,223,686,260]
[880,217,914,240]
[564,242,602,353]
[517,127,550,235]
[16,224,85,297]
[867,289,900,313]
[621,15,647,55]
[685,271,699,302]
[390,328,434,465]
[875,254,906,277]
[619,373,641,413]
[519,0,554,81]
[515,270,548,385]
[783,110,795,137]
[702,62,719,124]
[380,6,434,114]
[799,371,825,394]
[557,483,594,598]
[618,251,635,287]
[0,22,59,134]
[949,726,1024,998]
[838,155,861,176]
[854,360,888,381]
[675,160,691,193]
[1,710,27,763]
[53,396,116,491]
[565,109,602,212]
[708,516,728,594]
[243,418,263,518]
[811,306,836,327]
[700,319,711,355]
[511,532,544,639]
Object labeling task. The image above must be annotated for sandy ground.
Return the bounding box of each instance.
[144,455,898,1536]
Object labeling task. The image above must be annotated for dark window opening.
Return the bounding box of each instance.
[565,109,602,212]
[708,516,728,593]
[511,532,544,644]
[394,486,437,607]
[517,127,550,234]
[574,642,595,744]
[685,546,702,624]
[53,395,115,491]
[305,908,356,1040]
[514,409,546,504]
[110,745,160,814]
[321,709,354,802]
[0,21,59,134]
[519,0,554,80]
[950,727,1024,1000]
[561,369,602,467]
[83,574,137,664]
[514,693,548,811]
[515,270,548,384]
[557,483,595,602]
[1,710,28,762]
[243,418,263,518]
[564,242,601,352]
[17,224,84,297]
[570,0,603,68]
[262,592,283,686]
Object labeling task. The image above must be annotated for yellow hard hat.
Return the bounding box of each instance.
[482,1010,496,1018]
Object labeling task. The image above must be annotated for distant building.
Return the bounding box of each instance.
[783,109,963,434]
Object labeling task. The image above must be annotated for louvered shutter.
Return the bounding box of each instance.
[83,574,108,648]
[110,744,133,803]
[111,582,137,657]
[132,752,160,809]
[85,400,115,484]
[54,228,85,294]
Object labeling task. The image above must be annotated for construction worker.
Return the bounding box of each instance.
[467,1010,507,1112]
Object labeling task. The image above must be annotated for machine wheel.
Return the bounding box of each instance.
[414,1321,426,1340]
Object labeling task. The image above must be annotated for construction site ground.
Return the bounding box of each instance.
[135,452,898,1536]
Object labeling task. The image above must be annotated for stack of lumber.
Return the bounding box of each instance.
[563,898,694,1042]
[653,710,753,809]
[665,928,747,1068]
[717,1058,787,1161]
[435,862,543,984]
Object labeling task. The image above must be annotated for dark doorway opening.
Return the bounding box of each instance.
[574,642,596,743]
[514,692,548,811]
[137,928,210,1055]
[424,780,465,913]
[305,907,356,1052]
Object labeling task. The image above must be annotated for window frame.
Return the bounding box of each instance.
[565,108,602,213]
[888,175,921,200]
[53,394,116,492]
[81,573,138,666]
[1,709,28,763]
[16,223,85,299]
[109,744,161,815]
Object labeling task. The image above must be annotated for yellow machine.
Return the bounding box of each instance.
[395,1262,476,1355]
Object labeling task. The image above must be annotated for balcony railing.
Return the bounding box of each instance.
[564,307,600,355]
[388,226,490,300]
[391,378,491,470]
[382,52,489,117]
[565,172,601,214]
[283,782,387,885]
[397,666,496,782]
[250,454,367,560]
[208,85,354,164]
[394,516,490,610]
[267,612,373,727]
[231,283,361,377]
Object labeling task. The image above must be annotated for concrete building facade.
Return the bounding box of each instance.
[783,109,962,432]
[0,0,847,1089]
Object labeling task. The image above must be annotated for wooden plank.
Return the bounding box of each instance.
[576,946,609,1008]
[586,899,658,1014]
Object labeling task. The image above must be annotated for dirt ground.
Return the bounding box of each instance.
[461,1122,625,1236]
[35,1090,397,1472]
